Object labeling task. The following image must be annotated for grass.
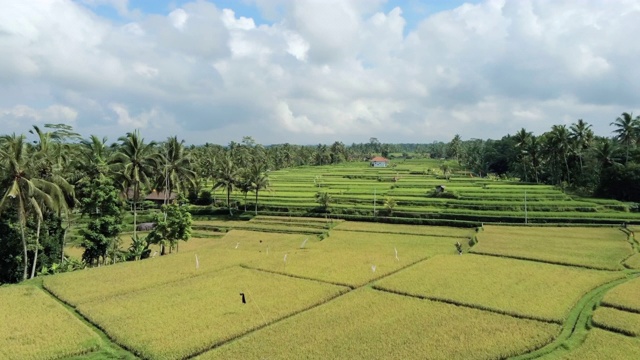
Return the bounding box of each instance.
[374,254,624,323]
[0,285,101,360]
[473,225,633,270]
[246,229,459,287]
[591,306,640,336]
[197,288,559,360]
[601,276,640,313]
[76,267,348,360]
[550,328,640,359]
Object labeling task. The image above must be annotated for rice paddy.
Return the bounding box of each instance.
[0,286,101,360]
[473,225,633,270]
[196,288,560,360]
[5,214,640,359]
[374,254,624,323]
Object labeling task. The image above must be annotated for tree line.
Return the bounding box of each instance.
[1,113,639,283]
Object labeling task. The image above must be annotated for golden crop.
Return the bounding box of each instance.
[76,266,347,360]
[592,306,640,336]
[601,276,640,312]
[374,254,623,323]
[0,285,100,360]
[246,229,459,287]
[474,225,633,270]
[197,288,559,360]
[46,230,306,306]
[555,328,640,359]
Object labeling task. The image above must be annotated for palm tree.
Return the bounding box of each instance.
[247,161,269,215]
[213,155,238,215]
[569,119,593,172]
[112,130,161,238]
[160,136,196,205]
[28,126,74,278]
[513,128,532,182]
[546,125,572,185]
[610,112,639,164]
[0,134,65,280]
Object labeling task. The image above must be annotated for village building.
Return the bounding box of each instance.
[370,156,389,168]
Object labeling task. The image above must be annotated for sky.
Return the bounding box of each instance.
[1,0,639,145]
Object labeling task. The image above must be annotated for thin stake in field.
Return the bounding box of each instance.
[394,247,399,262]
[283,253,288,272]
[195,254,199,269]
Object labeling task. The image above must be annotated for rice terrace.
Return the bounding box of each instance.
[2,129,640,359]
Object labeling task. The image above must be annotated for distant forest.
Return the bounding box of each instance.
[1,113,639,283]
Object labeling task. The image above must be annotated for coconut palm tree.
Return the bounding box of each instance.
[160,136,196,205]
[28,126,74,277]
[513,128,532,182]
[610,112,639,164]
[111,130,161,238]
[246,161,269,215]
[569,119,593,173]
[545,125,572,185]
[0,134,66,280]
[213,154,238,215]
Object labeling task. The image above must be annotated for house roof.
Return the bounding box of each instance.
[370,156,389,162]
[146,190,177,201]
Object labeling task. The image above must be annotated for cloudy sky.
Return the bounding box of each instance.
[1,0,639,145]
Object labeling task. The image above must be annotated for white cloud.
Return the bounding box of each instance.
[1,0,640,144]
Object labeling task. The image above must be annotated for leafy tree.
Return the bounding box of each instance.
[384,196,396,215]
[147,197,192,254]
[79,175,123,266]
[447,134,463,162]
[315,192,332,211]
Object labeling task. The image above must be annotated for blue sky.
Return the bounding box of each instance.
[86,0,481,33]
[2,1,638,144]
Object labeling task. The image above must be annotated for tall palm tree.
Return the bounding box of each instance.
[546,125,572,185]
[0,134,65,280]
[569,119,593,172]
[213,154,238,215]
[247,161,269,215]
[112,130,161,238]
[160,136,196,205]
[610,112,639,164]
[28,126,74,278]
[513,128,532,182]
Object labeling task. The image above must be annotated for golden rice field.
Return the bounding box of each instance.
[473,225,633,270]
[0,286,101,360]
[4,220,640,359]
[625,253,640,269]
[245,229,458,287]
[591,306,640,336]
[374,254,623,322]
[197,288,560,360]
[76,267,347,360]
[553,328,640,359]
[46,231,306,305]
[601,275,640,312]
